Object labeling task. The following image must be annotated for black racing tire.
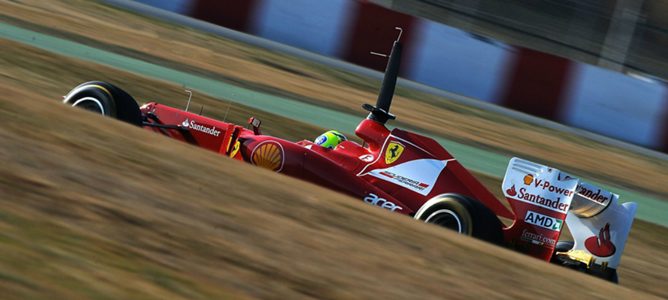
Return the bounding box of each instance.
[63,81,142,126]
[416,194,504,245]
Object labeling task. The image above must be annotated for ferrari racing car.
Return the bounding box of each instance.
[62,30,637,283]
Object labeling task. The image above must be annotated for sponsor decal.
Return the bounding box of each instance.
[524,210,563,232]
[314,135,327,145]
[523,174,534,185]
[251,141,284,172]
[585,223,616,257]
[380,171,395,178]
[364,158,450,196]
[376,171,430,192]
[229,140,240,158]
[359,154,374,162]
[523,176,575,197]
[363,193,403,211]
[384,141,405,165]
[506,185,517,197]
[520,229,557,247]
[503,158,577,214]
[182,119,221,137]
[577,184,611,204]
[517,188,570,212]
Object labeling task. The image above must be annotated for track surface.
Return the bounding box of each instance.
[1,22,665,226]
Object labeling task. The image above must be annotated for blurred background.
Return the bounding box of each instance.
[133,0,668,154]
[377,0,668,79]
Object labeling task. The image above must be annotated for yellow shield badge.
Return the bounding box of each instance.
[385,141,405,165]
[229,140,240,158]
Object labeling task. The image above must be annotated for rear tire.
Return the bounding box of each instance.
[416,194,504,245]
[63,81,142,126]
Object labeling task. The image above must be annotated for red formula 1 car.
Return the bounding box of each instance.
[63,32,636,283]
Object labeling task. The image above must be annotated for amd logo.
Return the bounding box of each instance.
[524,210,563,232]
[363,193,403,211]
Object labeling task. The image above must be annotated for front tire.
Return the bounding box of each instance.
[63,81,141,126]
[415,194,504,245]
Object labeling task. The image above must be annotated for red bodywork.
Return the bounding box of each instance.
[140,102,515,221]
[64,31,632,275]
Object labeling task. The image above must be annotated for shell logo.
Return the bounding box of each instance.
[523,174,534,185]
[251,141,284,172]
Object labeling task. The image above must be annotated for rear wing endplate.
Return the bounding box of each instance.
[501,158,637,270]
[564,181,637,269]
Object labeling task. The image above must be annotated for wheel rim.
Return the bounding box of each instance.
[71,97,105,114]
[425,209,463,233]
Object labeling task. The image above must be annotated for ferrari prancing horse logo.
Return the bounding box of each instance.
[229,140,240,158]
[385,141,405,165]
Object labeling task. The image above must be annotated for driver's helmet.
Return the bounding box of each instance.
[314,130,347,149]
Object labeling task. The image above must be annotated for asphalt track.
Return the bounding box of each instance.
[2,22,666,227]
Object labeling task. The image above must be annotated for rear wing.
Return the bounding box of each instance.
[501,158,637,271]
[564,181,637,270]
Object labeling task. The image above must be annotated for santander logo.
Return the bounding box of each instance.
[585,223,616,257]
[181,119,221,137]
[506,185,517,196]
